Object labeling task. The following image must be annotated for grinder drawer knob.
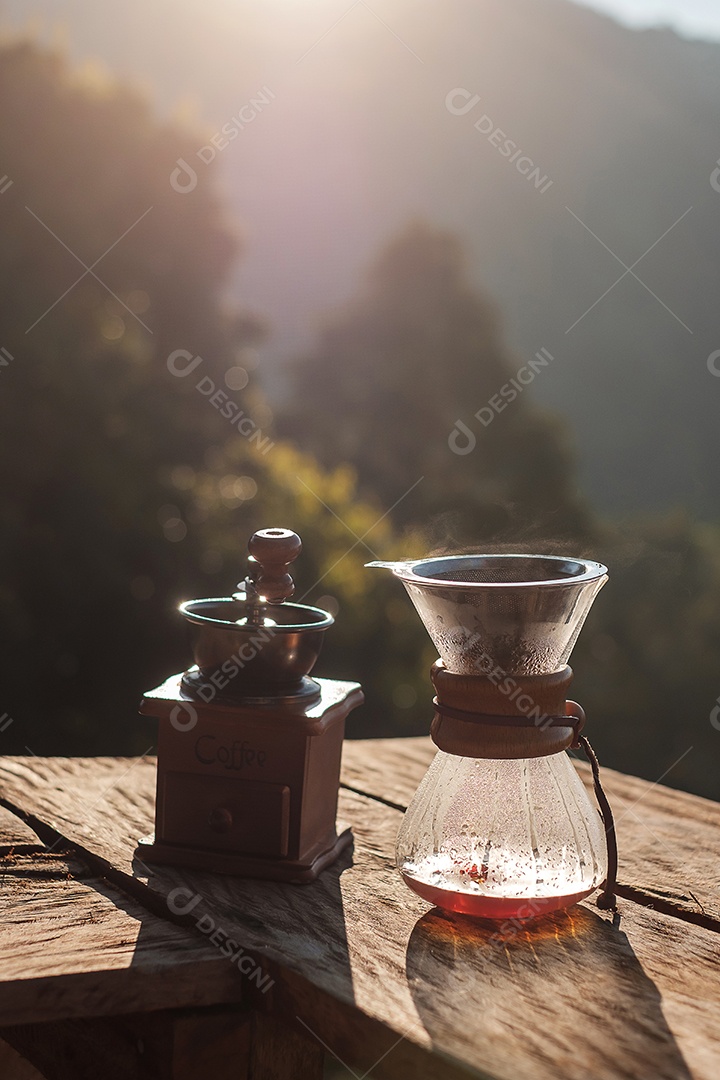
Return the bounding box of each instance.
[208,806,233,833]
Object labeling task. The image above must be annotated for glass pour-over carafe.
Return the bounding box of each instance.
[369,554,610,920]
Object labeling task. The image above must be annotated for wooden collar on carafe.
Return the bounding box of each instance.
[430,661,584,759]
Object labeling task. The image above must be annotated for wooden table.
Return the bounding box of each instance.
[0,739,719,1080]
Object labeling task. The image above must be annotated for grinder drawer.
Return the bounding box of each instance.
[160,771,290,856]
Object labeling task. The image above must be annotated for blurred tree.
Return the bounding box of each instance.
[0,42,254,753]
[0,42,427,754]
[279,223,591,545]
[573,511,720,802]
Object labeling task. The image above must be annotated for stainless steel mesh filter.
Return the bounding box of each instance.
[387,554,608,676]
[425,556,582,585]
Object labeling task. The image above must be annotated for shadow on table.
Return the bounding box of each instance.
[128,839,358,1033]
[406,904,691,1080]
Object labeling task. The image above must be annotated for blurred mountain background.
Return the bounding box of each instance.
[3,0,720,512]
[1,0,719,800]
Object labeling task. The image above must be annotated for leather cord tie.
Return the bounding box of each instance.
[577,733,618,913]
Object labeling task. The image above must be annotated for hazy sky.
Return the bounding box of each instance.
[4,0,720,46]
[576,0,720,40]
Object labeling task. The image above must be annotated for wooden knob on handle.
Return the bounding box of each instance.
[247,528,302,603]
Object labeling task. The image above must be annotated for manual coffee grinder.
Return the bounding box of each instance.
[138,528,363,881]
[369,553,617,920]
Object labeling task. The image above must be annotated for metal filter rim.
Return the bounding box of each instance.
[390,553,608,589]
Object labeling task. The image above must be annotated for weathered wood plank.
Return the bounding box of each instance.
[342,736,435,809]
[1,1009,326,1080]
[342,736,720,925]
[2,1007,292,1080]
[0,758,469,1079]
[1,754,720,1079]
[2,1007,326,1080]
[0,805,43,851]
[245,1013,325,1080]
[0,844,244,1026]
[0,1038,43,1080]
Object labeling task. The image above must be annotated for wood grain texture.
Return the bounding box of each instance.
[1,753,720,1078]
[342,736,720,925]
[2,1006,253,1080]
[0,805,43,851]
[246,1013,324,1080]
[0,843,244,1026]
[0,757,470,1079]
[0,1038,43,1080]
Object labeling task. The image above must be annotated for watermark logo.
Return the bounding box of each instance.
[0,175,12,195]
[192,624,277,702]
[456,641,559,730]
[0,346,13,371]
[0,712,14,733]
[166,887,274,991]
[446,88,481,116]
[170,159,198,194]
[167,348,204,377]
[449,347,554,454]
[446,88,553,194]
[710,159,720,194]
[169,701,199,733]
[167,887,203,916]
[167,349,274,455]
[710,696,720,730]
[448,418,477,456]
[707,349,720,377]
[168,625,278,733]
[487,896,553,944]
[170,88,275,193]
